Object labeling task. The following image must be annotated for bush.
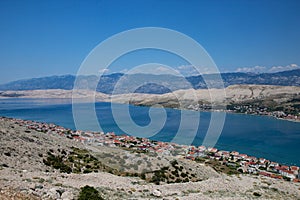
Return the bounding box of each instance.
[253,192,261,197]
[43,153,72,173]
[181,172,187,178]
[283,176,291,181]
[170,160,178,167]
[83,169,92,174]
[78,185,104,200]
[4,152,11,157]
[141,173,146,180]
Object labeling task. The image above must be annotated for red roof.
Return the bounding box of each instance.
[282,170,294,175]
[259,171,271,177]
[275,166,289,171]
[113,140,121,144]
[291,166,299,171]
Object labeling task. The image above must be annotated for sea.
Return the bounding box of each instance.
[0,98,299,167]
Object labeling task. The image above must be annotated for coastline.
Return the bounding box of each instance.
[0,96,299,123]
[1,116,299,181]
[1,84,300,124]
[1,116,300,199]
[1,97,300,166]
[225,110,300,123]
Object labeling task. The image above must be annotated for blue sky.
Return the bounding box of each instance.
[0,0,300,83]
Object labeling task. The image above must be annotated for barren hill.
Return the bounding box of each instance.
[1,84,300,116]
[0,117,299,199]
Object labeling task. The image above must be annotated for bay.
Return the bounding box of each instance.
[0,98,299,166]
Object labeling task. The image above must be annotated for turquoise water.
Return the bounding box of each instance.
[0,98,299,166]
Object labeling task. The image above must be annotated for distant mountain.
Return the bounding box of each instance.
[220,70,300,87]
[0,69,300,94]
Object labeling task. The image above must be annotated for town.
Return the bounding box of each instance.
[228,104,300,122]
[2,116,300,183]
[188,103,300,122]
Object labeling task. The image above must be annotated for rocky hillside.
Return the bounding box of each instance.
[1,84,300,116]
[125,84,300,103]
[0,117,300,199]
[1,69,300,94]
[110,84,300,117]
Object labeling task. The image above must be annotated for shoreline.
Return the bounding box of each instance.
[225,110,300,123]
[0,96,299,123]
[0,98,299,166]
[1,116,299,183]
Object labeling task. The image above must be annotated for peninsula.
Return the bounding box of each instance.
[1,84,300,121]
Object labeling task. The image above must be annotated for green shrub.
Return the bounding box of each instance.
[78,185,104,200]
[170,160,178,167]
[83,169,92,174]
[43,153,72,173]
[181,172,187,178]
[253,192,261,197]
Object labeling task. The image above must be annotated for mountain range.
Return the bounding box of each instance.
[0,69,300,94]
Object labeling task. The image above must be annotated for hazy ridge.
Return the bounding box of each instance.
[1,69,300,94]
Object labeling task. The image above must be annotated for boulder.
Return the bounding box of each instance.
[152,189,161,197]
[46,188,61,199]
[61,190,74,200]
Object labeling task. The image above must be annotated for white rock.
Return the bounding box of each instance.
[152,189,161,197]
[61,191,74,200]
[46,188,61,199]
